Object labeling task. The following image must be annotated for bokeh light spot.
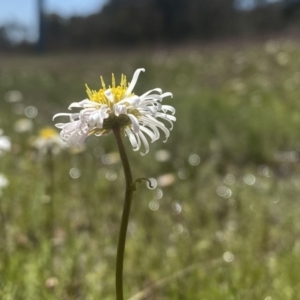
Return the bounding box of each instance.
[216,186,232,198]
[149,200,160,211]
[69,167,81,179]
[188,154,200,166]
[172,202,182,214]
[223,251,234,263]
[243,174,256,185]
[223,174,235,185]
[25,106,38,118]
[106,170,118,181]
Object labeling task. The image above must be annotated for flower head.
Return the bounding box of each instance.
[53,68,175,155]
[0,129,11,156]
[31,127,65,154]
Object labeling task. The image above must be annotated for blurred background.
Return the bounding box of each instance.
[2,0,300,51]
[1,0,300,299]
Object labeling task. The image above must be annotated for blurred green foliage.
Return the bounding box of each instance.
[1,39,300,299]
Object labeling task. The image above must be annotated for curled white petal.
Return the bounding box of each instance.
[68,99,96,109]
[88,105,109,127]
[118,95,141,107]
[161,105,176,115]
[114,104,127,116]
[54,105,110,147]
[53,113,74,120]
[125,128,139,151]
[127,114,140,133]
[140,115,170,142]
[161,92,173,98]
[140,88,162,98]
[140,125,157,143]
[138,131,149,155]
[125,68,145,96]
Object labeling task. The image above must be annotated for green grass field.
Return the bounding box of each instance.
[1,39,300,299]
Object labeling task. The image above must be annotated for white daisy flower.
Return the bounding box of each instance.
[31,127,65,155]
[53,68,175,155]
[0,129,11,156]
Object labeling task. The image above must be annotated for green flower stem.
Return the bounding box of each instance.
[0,195,8,263]
[46,148,55,238]
[46,148,55,273]
[113,126,134,300]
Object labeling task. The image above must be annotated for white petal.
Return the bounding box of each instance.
[100,106,110,119]
[125,128,139,151]
[161,92,173,99]
[114,104,127,116]
[67,131,89,147]
[55,123,66,128]
[156,113,175,130]
[161,105,176,115]
[137,104,157,113]
[140,126,157,142]
[68,99,97,109]
[53,113,74,120]
[88,112,98,128]
[127,114,140,133]
[125,68,145,96]
[156,112,176,122]
[148,124,160,140]
[118,95,141,107]
[138,131,149,156]
[105,89,114,102]
[142,94,163,101]
[140,88,162,98]
[61,121,78,131]
[134,131,142,150]
[140,115,170,141]
[82,105,109,128]
[70,113,81,121]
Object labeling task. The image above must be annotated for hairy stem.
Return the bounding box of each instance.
[113,127,134,300]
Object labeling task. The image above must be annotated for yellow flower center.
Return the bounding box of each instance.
[85,73,140,132]
[85,73,132,108]
[39,127,58,139]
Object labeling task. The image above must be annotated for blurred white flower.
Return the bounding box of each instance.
[0,129,11,156]
[157,173,176,187]
[53,68,175,155]
[31,127,65,154]
[4,90,23,103]
[0,174,9,189]
[155,149,171,162]
[14,118,33,133]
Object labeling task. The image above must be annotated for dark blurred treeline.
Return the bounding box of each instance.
[1,0,300,52]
